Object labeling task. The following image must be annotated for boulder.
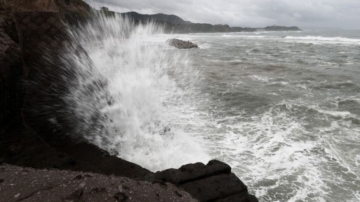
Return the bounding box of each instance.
[147,160,258,202]
[0,164,197,202]
[167,39,198,49]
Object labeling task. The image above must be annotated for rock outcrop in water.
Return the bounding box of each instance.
[167,39,199,49]
[0,1,258,202]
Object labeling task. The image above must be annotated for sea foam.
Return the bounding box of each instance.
[67,14,210,171]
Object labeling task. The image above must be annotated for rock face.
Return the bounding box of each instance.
[0,0,58,12]
[0,11,23,133]
[0,164,197,202]
[148,160,258,202]
[56,0,92,26]
[167,39,198,49]
[0,126,151,178]
[11,11,151,179]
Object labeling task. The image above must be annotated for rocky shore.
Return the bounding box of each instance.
[0,164,196,202]
[0,1,258,201]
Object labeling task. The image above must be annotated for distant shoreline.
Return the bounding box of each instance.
[99,8,301,33]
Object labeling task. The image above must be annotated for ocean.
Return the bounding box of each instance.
[69,16,360,202]
[178,30,360,202]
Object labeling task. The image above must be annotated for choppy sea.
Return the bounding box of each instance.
[69,16,360,201]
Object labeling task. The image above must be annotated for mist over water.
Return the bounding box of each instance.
[66,15,360,202]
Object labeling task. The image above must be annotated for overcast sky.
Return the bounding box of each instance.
[84,0,360,30]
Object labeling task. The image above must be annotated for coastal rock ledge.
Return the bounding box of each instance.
[0,160,258,202]
[166,38,199,49]
[0,164,197,202]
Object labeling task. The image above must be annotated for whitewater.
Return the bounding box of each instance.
[66,15,360,202]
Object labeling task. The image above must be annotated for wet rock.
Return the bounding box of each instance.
[166,39,198,49]
[0,125,151,179]
[152,160,231,184]
[150,160,258,202]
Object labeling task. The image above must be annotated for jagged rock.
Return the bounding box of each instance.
[0,164,197,202]
[148,160,258,202]
[167,39,198,49]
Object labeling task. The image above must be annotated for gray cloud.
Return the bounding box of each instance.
[85,0,360,29]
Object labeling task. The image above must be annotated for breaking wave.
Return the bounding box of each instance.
[66,14,210,171]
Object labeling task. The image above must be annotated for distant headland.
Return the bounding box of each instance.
[104,9,302,33]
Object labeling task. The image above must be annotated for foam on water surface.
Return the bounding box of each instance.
[62,15,360,201]
[284,36,360,45]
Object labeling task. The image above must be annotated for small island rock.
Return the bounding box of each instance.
[166,39,199,49]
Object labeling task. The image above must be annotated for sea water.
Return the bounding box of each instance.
[68,15,360,202]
